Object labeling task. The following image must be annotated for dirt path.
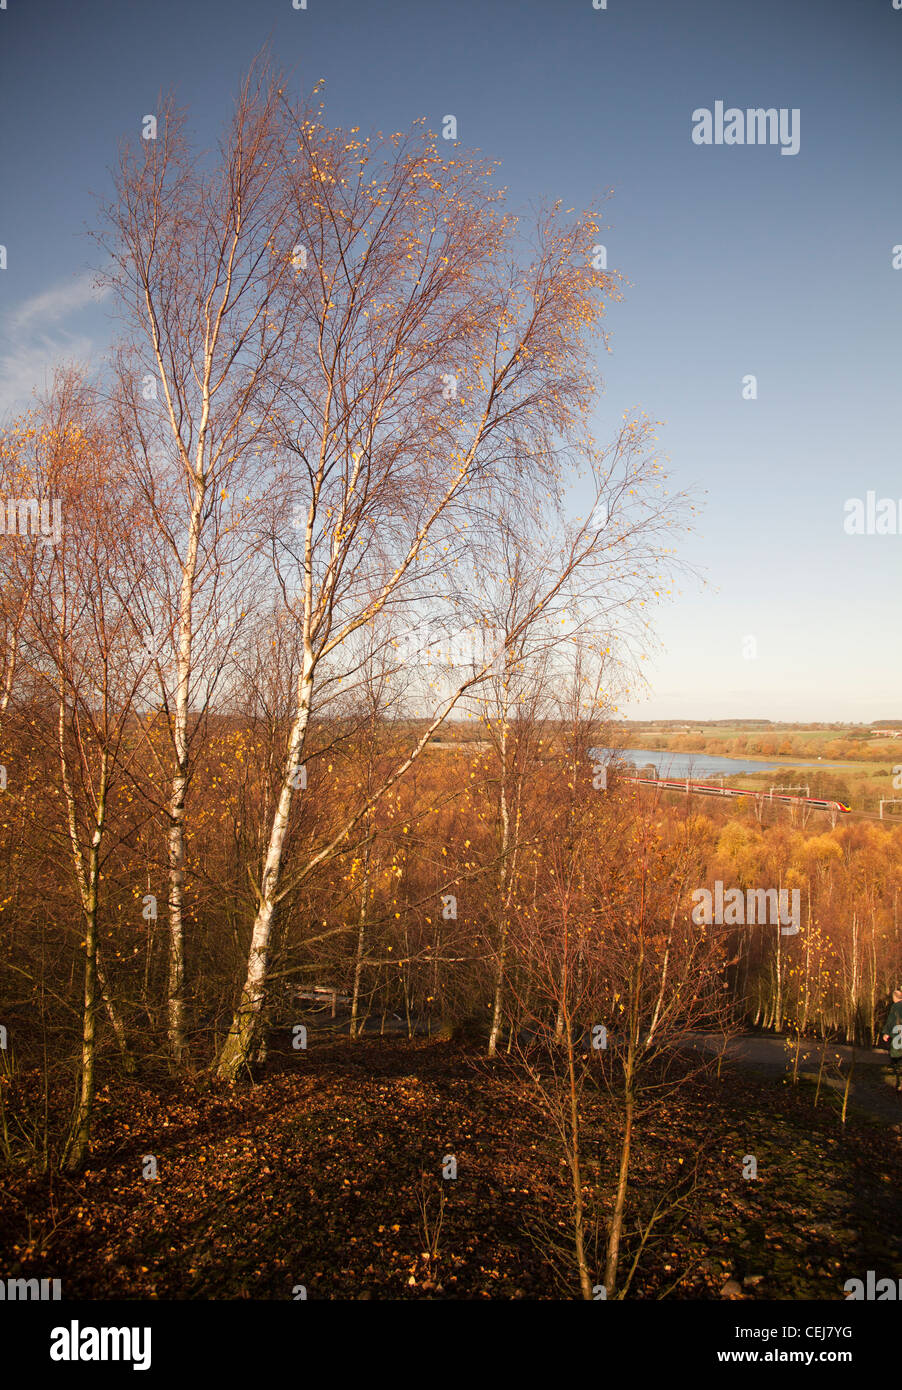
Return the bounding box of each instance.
[684,1033,902,1125]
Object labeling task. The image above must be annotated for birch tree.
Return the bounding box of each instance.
[98,63,304,1062]
[22,382,149,1168]
[214,97,621,1079]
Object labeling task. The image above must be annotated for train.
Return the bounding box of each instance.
[624,774,851,814]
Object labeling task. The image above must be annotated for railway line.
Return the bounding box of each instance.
[621,773,902,822]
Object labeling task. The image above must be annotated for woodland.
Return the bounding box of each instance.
[1,62,900,1302]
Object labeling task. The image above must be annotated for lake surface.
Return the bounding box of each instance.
[590,748,801,778]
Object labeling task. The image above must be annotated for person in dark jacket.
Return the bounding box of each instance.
[881,988,902,1091]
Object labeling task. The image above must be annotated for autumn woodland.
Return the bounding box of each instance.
[1,60,900,1326]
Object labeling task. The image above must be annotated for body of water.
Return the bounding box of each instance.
[589,748,822,778]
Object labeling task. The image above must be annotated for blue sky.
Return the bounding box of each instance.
[1,0,900,721]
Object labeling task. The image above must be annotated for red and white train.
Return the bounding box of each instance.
[624,774,851,814]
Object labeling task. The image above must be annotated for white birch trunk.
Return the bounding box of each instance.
[164,473,205,1065]
[216,668,314,1079]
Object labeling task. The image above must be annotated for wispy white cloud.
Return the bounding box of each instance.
[1,272,108,419]
[9,272,108,333]
[0,334,95,419]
